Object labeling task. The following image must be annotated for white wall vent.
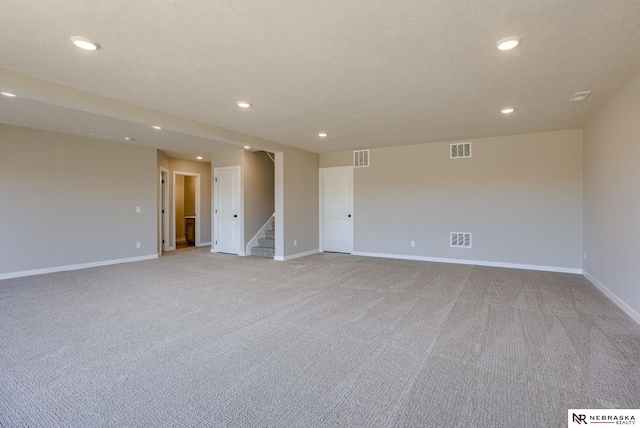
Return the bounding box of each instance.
[450,232,472,248]
[354,149,370,167]
[450,142,471,159]
[570,91,591,102]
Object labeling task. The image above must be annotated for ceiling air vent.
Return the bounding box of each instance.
[451,232,472,248]
[570,91,591,102]
[451,142,471,159]
[354,149,370,167]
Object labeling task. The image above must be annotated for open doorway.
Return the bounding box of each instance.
[242,151,277,258]
[173,171,201,249]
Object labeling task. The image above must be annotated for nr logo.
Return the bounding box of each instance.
[573,413,588,424]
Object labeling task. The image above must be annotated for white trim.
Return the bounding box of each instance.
[160,167,170,253]
[246,214,275,255]
[350,251,582,274]
[0,254,158,280]
[198,241,212,247]
[583,271,640,326]
[275,152,284,260]
[172,171,202,249]
[275,249,320,261]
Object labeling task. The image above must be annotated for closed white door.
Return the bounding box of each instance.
[214,166,241,254]
[321,167,353,253]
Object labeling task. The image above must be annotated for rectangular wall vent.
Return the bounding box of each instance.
[450,142,471,159]
[354,149,370,167]
[450,232,472,248]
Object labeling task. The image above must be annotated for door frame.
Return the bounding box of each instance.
[160,167,170,252]
[319,166,354,253]
[172,171,201,248]
[212,165,244,255]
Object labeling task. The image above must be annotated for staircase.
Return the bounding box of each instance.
[250,222,275,258]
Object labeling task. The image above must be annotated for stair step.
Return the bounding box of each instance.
[258,237,275,248]
[265,229,275,239]
[251,246,275,258]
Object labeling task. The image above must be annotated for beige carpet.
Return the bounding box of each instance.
[1,248,639,427]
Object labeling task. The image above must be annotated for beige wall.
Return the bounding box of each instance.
[184,176,196,216]
[0,124,157,275]
[320,129,584,270]
[167,158,212,246]
[244,151,275,245]
[283,148,320,255]
[212,150,244,169]
[584,69,640,321]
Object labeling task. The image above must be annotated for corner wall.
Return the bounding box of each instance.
[282,148,319,257]
[0,124,157,277]
[584,69,640,323]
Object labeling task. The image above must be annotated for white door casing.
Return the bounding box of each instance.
[172,171,201,249]
[160,168,169,252]
[320,167,353,253]
[214,166,242,255]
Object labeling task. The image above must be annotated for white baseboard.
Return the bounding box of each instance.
[0,254,159,280]
[350,251,583,274]
[198,242,212,247]
[276,249,320,261]
[583,271,640,326]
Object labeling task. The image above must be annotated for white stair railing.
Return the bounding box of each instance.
[245,213,275,255]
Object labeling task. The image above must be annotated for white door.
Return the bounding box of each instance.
[161,170,168,252]
[214,166,241,254]
[321,167,353,253]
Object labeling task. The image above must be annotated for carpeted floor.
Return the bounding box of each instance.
[1,248,639,427]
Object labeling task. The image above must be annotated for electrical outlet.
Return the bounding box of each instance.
[136,206,141,213]
[584,251,587,260]
[136,241,141,248]
[294,240,297,246]
[410,240,415,247]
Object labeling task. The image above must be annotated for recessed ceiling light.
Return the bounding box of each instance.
[500,107,515,114]
[196,156,203,160]
[152,125,162,130]
[70,36,100,51]
[1,91,16,97]
[496,36,521,51]
[243,145,251,149]
[237,101,251,108]
[318,132,328,137]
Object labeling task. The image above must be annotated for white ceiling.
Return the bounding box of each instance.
[2,0,640,155]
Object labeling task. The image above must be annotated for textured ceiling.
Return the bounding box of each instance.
[2,0,640,154]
